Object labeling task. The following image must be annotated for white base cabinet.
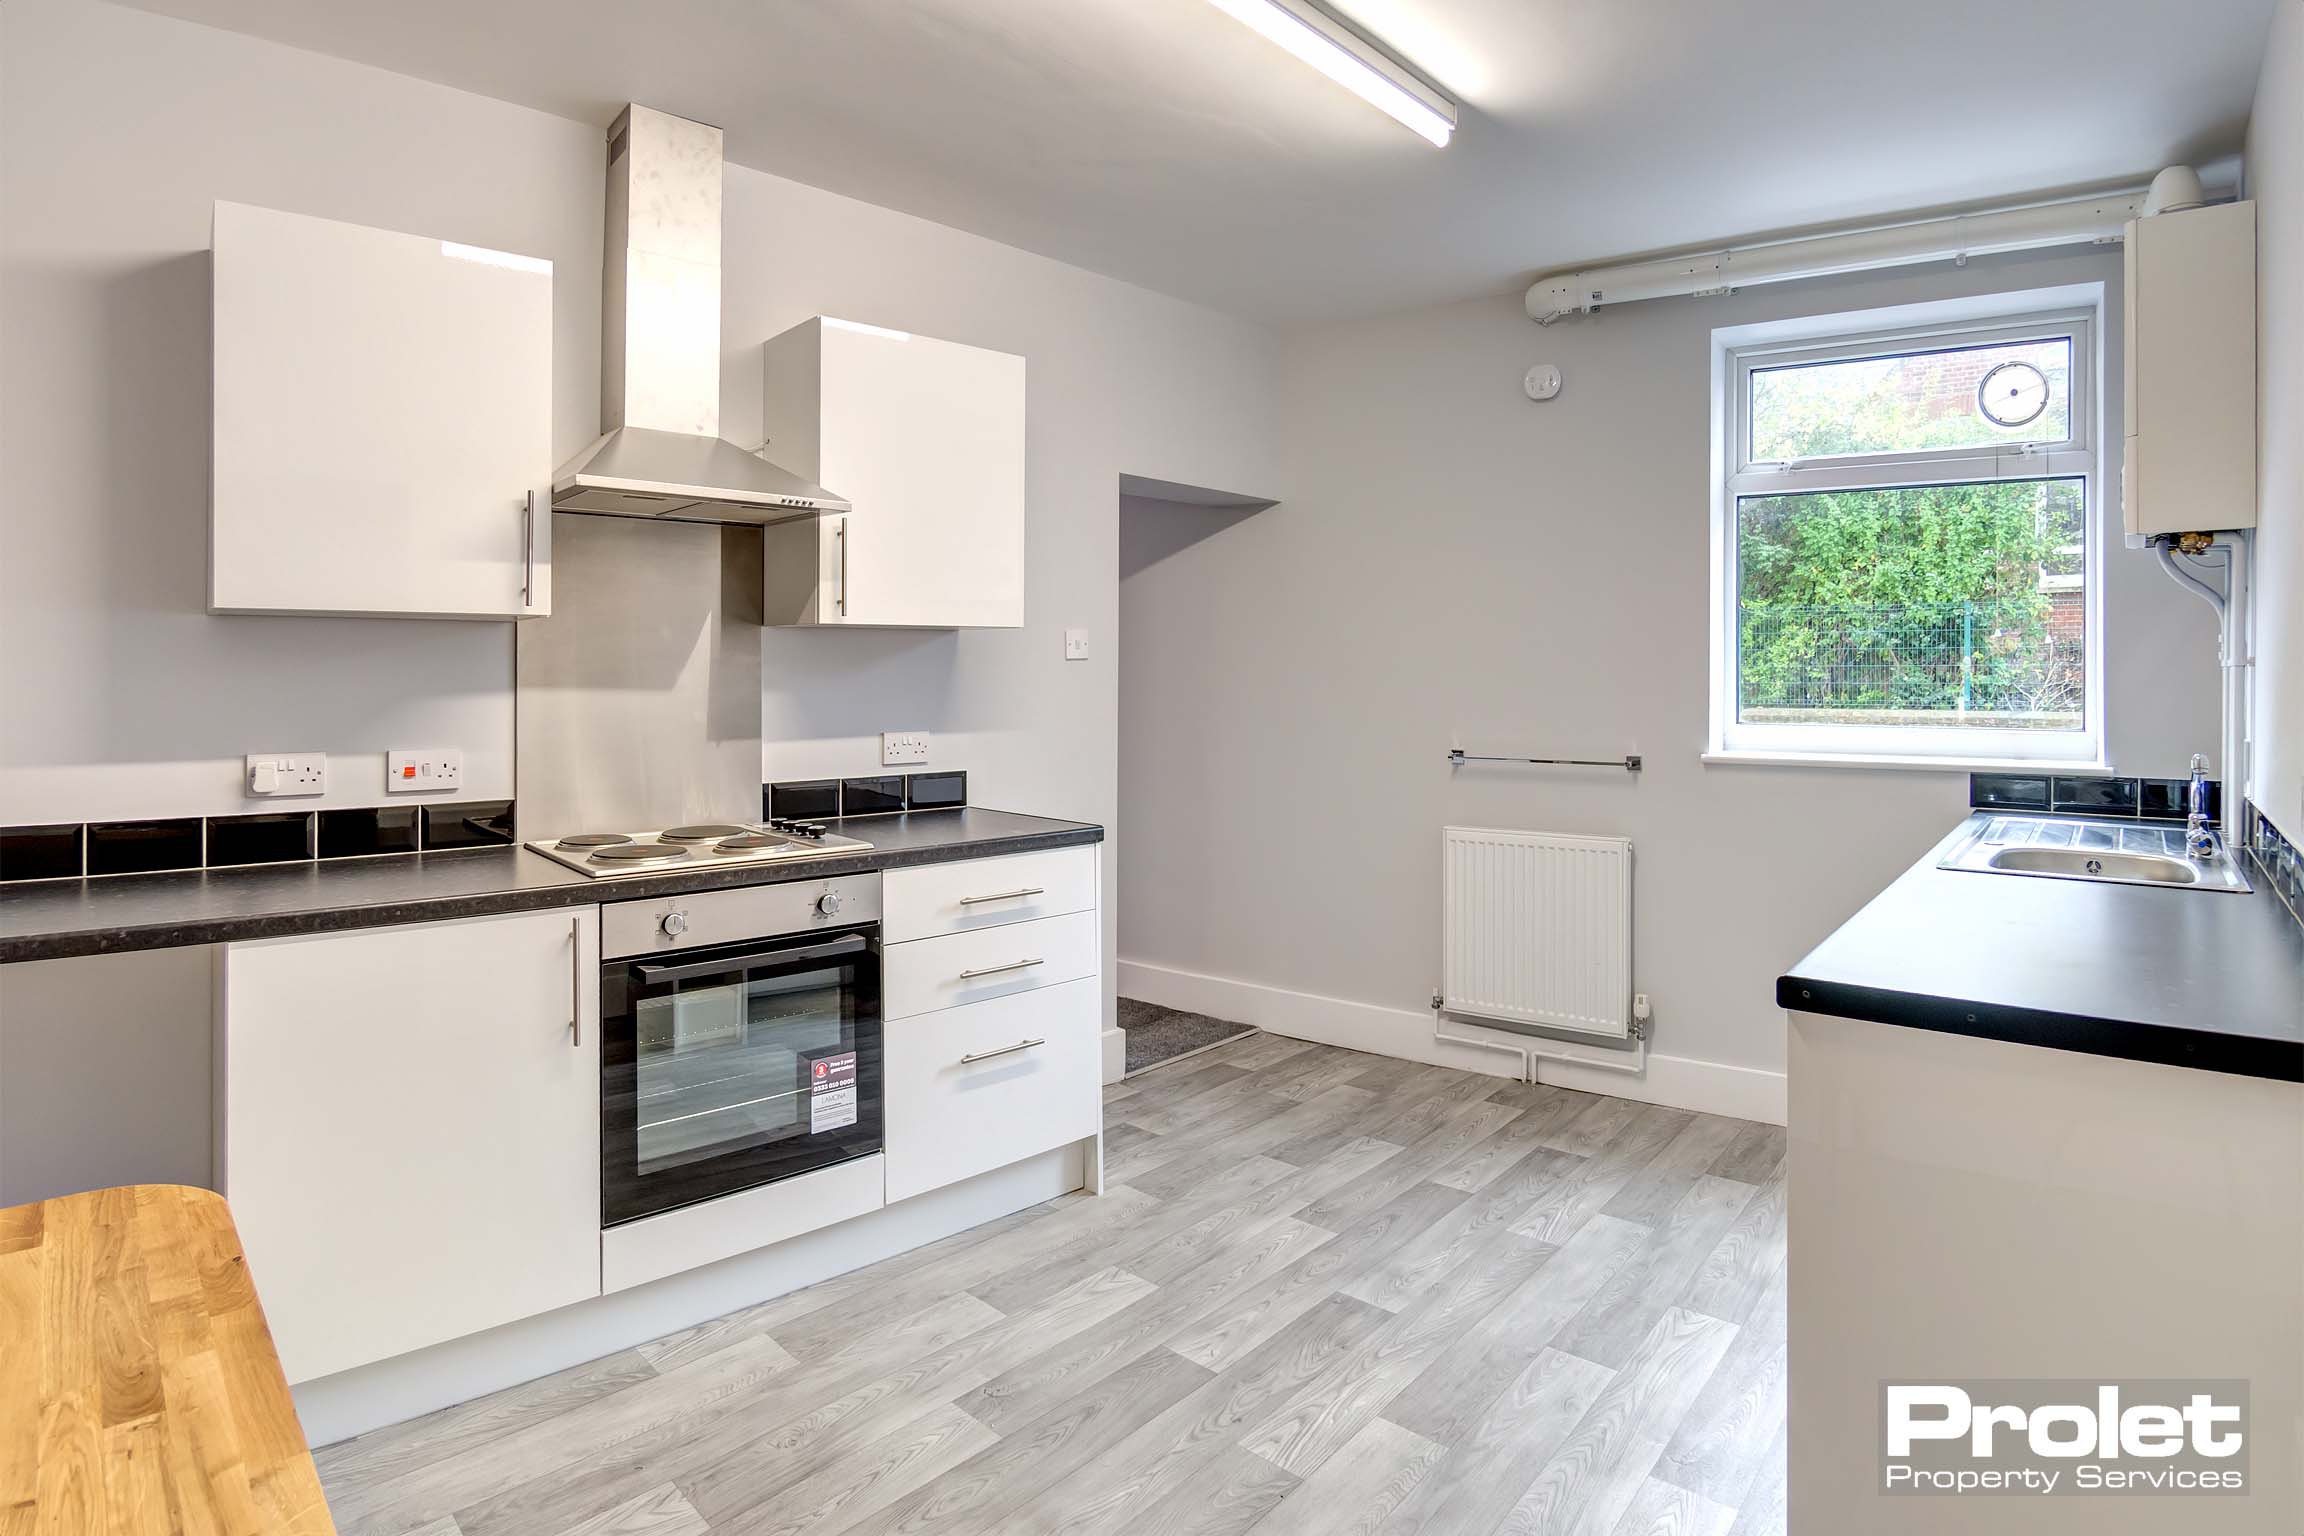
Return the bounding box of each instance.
[881,847,1102,1203]
[216,907,600,1383]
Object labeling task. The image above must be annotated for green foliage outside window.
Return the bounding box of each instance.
[1736,341,2085,728]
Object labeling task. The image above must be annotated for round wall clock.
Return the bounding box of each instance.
[1977,360,2049,428]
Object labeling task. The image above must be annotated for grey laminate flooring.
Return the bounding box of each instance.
[316,1036,1788,1536]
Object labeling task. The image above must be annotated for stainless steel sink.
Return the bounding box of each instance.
[1939,816,2253,893]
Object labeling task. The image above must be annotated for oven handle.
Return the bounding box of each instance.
[633,932,871,987]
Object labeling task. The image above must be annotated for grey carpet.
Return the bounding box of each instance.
[1117,997,1257,1076]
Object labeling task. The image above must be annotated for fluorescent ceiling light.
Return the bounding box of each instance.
[1205,0,1458,147]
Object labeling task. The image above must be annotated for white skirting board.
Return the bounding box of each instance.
[291,1143,1085,1447]
[1117,959,1787,1126]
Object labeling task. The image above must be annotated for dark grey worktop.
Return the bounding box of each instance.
[0,808,1101,963]
[1780,811,2302,1081]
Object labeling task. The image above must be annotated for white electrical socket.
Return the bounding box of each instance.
[1064,628,1090,660]
[386,748,463,794]
[881,732,930,766]
[246,753,326,798]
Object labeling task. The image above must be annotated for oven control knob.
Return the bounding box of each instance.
[816,892,843,917]
[660,910,690,937]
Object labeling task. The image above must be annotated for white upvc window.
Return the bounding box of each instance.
[1708,285,2106,769]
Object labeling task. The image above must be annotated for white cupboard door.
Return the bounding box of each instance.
[219,908,599,1382]
[883,978,1100,1204]
[816,322,1025,629]
[211,200,553,618]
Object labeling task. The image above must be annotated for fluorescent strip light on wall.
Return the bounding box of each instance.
[1205,0,1459,147]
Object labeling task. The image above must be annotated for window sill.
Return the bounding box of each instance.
[1701,750,2114,774]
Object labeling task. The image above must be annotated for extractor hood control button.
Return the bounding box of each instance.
[660,910,690,937]
[816,892,843,917]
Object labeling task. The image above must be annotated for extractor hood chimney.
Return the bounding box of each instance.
[552,106,850,523]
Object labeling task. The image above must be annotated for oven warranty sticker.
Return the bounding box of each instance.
[809,1051,858,1133]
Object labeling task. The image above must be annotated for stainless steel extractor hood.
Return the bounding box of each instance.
[553,106,849,523]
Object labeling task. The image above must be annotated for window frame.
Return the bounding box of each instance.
[1707,288,2107,769]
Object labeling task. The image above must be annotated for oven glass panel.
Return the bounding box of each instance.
[635,964,847,1175]
[602,927,883,1227]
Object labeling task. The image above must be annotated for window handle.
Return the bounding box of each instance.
[960,1038,1045,1065]
[959,957,1045,980]
[959,886,1045,906]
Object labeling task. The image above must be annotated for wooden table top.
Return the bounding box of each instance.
[0,1184,336,1535]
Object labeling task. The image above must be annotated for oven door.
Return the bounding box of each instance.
[601,925,882,1226]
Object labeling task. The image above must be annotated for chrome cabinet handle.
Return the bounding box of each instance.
[960,1037,1046,1065]
[569,914,584,1047]
[959,886,1045,906]
[959,957,1045,980]
[523,489,539,608]
[835,516,848,618]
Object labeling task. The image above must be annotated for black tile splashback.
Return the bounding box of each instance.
[2,798,514,880]
[2139,778,2220,823]
[421,801,515,851]
[768,780,840,821]
[840,776,906,815]
[905,771,967,810]
[2050,776,2140,816]
[1968,774,2051,811]
[0,824,84,882]
[1973,772,2224,823]
[319,805,419,859]
[206,812,313,867]
[767,773,973,818]
[2247,802,2303,931]
[87,818,204,876]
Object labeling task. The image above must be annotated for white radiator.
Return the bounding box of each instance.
[1441,826,1633,1040]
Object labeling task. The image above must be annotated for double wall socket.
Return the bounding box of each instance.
[386,748,463,794]
[246,753,326,797]
[881,732,930,766]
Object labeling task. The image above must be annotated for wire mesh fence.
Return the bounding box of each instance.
[1738,599,2083,727]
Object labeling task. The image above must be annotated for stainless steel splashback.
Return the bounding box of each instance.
[514,513,762,835]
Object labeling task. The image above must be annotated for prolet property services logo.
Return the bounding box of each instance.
[1882,1379,2248,1496]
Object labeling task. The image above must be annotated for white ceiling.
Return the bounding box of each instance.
[116,0,2278,325]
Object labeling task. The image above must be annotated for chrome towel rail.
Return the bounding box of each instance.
[1448,748,1642,772]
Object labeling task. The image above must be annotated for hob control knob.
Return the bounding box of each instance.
[816,892,843,917]
[660,910,690,937]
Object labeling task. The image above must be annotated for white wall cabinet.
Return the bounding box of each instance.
[2123,200,2257,536]
[760,318,1025,628]
[211,200,554,618]
[216,907,600,1382]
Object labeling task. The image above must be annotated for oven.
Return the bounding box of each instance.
[599,875,883,1227]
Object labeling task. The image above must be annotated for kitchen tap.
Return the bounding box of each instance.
[2186,753,2217,859]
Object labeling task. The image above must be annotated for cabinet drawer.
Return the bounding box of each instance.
[884,911,1098,1021]
[885,979,1100,1203]
[883,847,1097,942]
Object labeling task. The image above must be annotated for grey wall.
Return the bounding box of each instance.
[0,0,1283,1204]
[0,0,607,821]
[2247,0,2303,837]
[1118,248,2224,1079]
